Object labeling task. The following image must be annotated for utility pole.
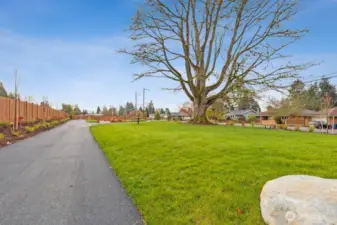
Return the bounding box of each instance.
[13,70,19,131]
[135,91,138,118]
[143,88,149,118]
[125,102,127,120]
[42,96,48,122]
[323,92,332,134]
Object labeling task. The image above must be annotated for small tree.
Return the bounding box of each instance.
[62,104,73,114]
[154,111,160,120]
[247,114,256,123]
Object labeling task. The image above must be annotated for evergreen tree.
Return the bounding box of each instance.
[96,106,101,114]
[119,106,125,116]
[236,89,261,112]
[102,105,109,115]
[73,105,81,115]
[125,102,135,113]
[0,82,7,97]
[165,108,171,115]
[147,101,155,114]
[305,82,320,111]
[318,78,337,106]
[165,108,171,120]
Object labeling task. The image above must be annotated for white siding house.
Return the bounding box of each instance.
[225,109,256,121]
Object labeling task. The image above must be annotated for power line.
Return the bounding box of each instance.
[301,73,337,84]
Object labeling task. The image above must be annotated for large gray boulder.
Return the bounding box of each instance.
[260,175,337,225]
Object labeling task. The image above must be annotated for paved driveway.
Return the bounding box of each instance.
[0,120,143,225]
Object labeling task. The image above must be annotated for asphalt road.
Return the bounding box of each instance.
[0,120,143,225]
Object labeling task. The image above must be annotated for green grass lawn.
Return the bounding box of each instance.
[86,119,99,123]
[90,122,337,225]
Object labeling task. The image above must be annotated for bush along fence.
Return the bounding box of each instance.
[0,96,67,124]
[0,117,70,147]
[0,96,69,147]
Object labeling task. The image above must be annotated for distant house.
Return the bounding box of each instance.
[148,113,166,120]
[323,107,337,125]
[171,112,191,121]
[257,109,322,126]
[226,109,256,121]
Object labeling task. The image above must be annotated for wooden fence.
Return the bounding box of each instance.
[0,96,67,122]
[72,115,128,121]
[72,114,148,121]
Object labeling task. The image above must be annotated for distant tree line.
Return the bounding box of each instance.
[268,78,337,113]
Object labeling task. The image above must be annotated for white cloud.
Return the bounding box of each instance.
[0,30,188,112]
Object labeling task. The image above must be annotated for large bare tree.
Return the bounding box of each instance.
[121,0,312,123]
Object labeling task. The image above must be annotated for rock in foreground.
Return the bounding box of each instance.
[260,175,337,224]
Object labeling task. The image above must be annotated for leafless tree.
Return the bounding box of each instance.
[121,0,312,123]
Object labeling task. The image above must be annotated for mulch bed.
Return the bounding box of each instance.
[0,120,68,148]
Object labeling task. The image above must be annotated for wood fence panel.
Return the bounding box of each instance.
[0,96,67,123]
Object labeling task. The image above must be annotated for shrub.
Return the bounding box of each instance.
[40,122,52,129]
[154,111,161,120]
[295,124,301,131]
[33,124,41,130]
[277,124,284,129]
[60,117,70,123]
[26,121,35,126]
[50,120,59,126]
[247,114,256,123]
[227,121,234,126]
[25,126,35,133]
[251,122,255,127]
[273,116,283,125]
[0,121,10,127]
[309,125,315,132]
[10,129,21,137]
[0,133,4,140]
[283,124,288,130]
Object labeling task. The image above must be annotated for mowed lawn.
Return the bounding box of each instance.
[90,122,337,225]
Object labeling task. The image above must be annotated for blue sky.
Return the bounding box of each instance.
[0,0,337,111]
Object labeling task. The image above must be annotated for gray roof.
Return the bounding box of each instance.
[226,109,256,116]
[171,112,189,117]
[299,109,321,116]
[258,109,321,117]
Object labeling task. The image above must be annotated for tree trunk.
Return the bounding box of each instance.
[192,98,210,124]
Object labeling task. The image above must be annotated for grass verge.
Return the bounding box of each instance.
[91,122,337,224]
[86,119,99,123]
